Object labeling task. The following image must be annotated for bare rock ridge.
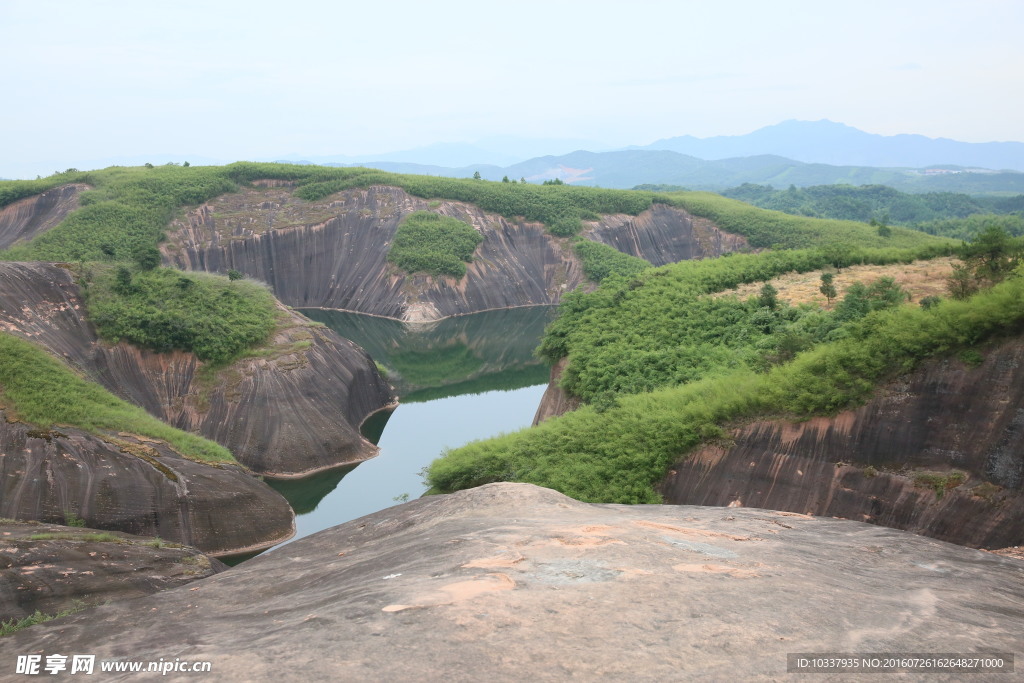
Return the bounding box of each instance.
[164,183,747,321]
[0,521,224,622]
[8,483,1023,680]
[0,413,294,556]
[0,262,396,477]
[661,338,1024,549]
[0,183,87,251]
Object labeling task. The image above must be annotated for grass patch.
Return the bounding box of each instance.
[0,332,236,464]
[913,470,968,499]
[0,601,90,637]
[387,211,483,278]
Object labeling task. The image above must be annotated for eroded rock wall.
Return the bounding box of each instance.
[164,185,747,321]
[660,339,1024,548]
[0,262,395,476]
[0,184,87,250]
[0,417,294,556]
[6,483,1022,680]
[532,357,580,425]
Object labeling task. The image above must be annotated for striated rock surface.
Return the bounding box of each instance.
[0,521,224,622]
[661,338,1024,549]
[164,184,747,321]
[581,204,748,267]
[5,483,1023,680]
[0,184,87,251]
[0,262,396,476]
[532,356,580,425]
[0,415,294,556]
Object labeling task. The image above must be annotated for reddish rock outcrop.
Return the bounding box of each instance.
[0,521,224,622]
[0,184,87,250]
[0,416,294,556]
[6,484,1022,680]
[164,185,747,321]
[0,262,396,477]
[661,339,1024,548]
[532,357,580,425]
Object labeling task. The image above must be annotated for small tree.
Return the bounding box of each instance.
[501,175,510,183]
[472,171,481,180]
[114,267,134,294]
[133,246,161,271]
[227,269,244,281]
[757,283,779,310]
[819,272,837,306]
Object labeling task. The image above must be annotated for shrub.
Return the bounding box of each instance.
[387,212,483,278]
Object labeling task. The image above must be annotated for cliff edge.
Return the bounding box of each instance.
[661,338,1024,548]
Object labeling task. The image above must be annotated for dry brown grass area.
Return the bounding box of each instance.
[716,257,957,308]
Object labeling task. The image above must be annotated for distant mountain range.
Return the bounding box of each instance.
[631,119,1024,172]
[272,120,1022,195]
[317,151,1024,195]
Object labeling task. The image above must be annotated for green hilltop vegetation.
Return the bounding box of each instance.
[83,264,279,365]
[717,183,1024,240]
[425,229,1023,503]
[0,332,236,464]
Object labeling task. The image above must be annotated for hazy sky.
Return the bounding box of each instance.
[2,0,1022,178]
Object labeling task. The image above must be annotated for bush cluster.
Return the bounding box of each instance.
[84,267,277,365]
[387,212,483,278]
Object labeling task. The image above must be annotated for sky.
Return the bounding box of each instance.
[2,0,1022,178]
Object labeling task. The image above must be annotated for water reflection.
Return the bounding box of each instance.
[260,307,554,550]
[303,306,555,400]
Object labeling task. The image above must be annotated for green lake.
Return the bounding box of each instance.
[266,306,555,547]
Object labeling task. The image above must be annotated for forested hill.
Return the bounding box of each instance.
[716,183,1024,240]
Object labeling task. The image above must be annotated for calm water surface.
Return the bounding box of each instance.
[266,306,554,549]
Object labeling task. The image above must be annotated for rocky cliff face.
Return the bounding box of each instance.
[0,184,87,251]
[164,184,747,321]
[6,483,1022,680]
[0,262,396,477]
[0,415,294,556]
[661,338,1024,549]
[0,521,223,622]
[532,357,580,425]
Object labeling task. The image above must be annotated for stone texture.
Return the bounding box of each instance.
[661,338,1024,549]
[0,521,224,622]
[0,184,87,251]
[0,262,396,476]
[4,483,1022,681]
[532,357,580,425]
[0,415,294,556]
[164,184,747,321]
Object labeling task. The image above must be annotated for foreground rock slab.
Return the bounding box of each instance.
[5,484,1022,680]
[0,522,223,622]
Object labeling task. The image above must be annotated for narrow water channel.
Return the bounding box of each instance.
[265,306,555,548]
